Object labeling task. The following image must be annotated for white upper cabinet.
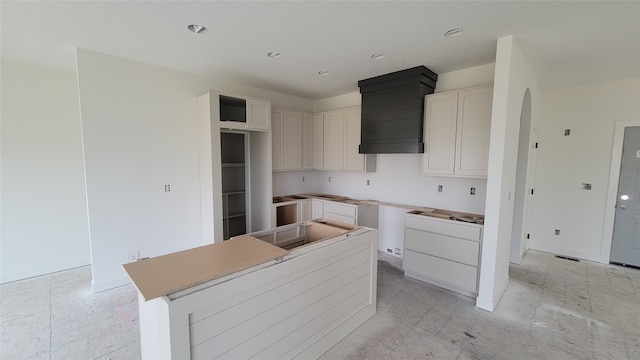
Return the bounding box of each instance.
[271,106,375,173]
[283,111,303,170]
[219,94,270,131]
[246,98,270,130]
[313,113,324,170]
[302,113,314,169]
[423,86,493,178]
[272,108,313,171]
[323,110,345,171]
[344,108,365,171]
[271,109,284,170]
[322,107,376,173]
[423,93,458,175]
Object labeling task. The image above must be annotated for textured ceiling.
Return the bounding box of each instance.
[2,1,639,99]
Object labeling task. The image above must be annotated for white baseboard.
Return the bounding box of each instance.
[377,251,403,270]
[0,257,91,284]
[476,275,509,312]
[92,276,131,293]
[527,242,601,263]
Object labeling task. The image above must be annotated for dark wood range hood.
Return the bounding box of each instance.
[358,66,438,154]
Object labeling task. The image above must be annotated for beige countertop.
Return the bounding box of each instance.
[274,193,484,223]
[123,235,288,301]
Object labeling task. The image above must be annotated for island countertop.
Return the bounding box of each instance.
[122,235,288,301]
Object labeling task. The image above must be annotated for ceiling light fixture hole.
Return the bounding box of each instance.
[267,52,282,58]
[187,24,207,34]
[318,70,329,76]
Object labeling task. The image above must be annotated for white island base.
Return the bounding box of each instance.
[129,221,378,360]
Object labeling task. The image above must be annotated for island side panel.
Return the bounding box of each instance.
[140,228,377,359]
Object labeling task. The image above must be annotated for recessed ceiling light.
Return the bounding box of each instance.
[318,70,329,76]
[444,28,464,38]
[187,24,207,34]
[371,53,385,60]
[267,52,282,58]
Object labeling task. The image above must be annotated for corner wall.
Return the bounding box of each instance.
[530,77,640,262]
[477,36,540,312]
[1,61,91,283]
[75,49,312,292]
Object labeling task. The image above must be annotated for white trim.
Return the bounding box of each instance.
[0,258,90,284]
[527,242,601,263]
[475,275,509,312]
[92,275,131,293]
[601,120,640,264]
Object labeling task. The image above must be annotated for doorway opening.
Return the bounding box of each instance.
[510,88,536,264]
[602,120,640,264]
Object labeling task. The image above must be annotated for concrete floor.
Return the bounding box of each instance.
[1,250,639,359]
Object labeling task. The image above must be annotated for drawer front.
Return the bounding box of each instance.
[404,250,478,293]
[339,215,356,225]
[324,202,357,217]
[405,228,479,266]
[405,215,480,241]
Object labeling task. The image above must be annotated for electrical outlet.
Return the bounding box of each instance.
[164,184,171,192]
[438,185,443,192]
[394,248,401,255]
[328,176,332,183]
[129,251,140,262]
[302,176,305,182]
[387,248,393,253]
[470,187,476,195]
[366,179,370,186]
[555,229,560,235]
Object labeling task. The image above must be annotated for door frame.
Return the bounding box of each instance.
[601,119,640,263]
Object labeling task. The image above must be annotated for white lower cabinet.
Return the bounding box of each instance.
[403,214,482,297]
[323,201,357,225]
[299,199,312,222]
[273,198,378,228]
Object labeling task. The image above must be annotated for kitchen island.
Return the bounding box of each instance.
[123,219,378,360]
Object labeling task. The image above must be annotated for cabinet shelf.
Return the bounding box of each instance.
[222,191,245,196]
[222,163,245,168]
[226,212,246,219]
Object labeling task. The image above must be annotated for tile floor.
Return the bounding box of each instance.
[1,250,639,359]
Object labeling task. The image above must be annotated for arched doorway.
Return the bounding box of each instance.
[510,88,536,264]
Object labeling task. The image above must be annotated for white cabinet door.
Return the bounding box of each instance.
[312,199,324,219]
[246,98,270,130]
[323,110,345,170]
[302,113,314,169]
[299,200,312,222]
[422,86,492,178]
[313,114,324,170]
[423,92,457,176]
[283,111,303,170]
[271,109,284,170]
[455,87,493,177]
[344,108,365,172]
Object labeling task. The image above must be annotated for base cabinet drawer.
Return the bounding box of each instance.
[405,215,480,241]
[405,228,479,266]
[404,250,478,295]
[323,202,357,217]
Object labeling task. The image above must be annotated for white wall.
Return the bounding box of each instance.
[75,49,312,292]
[1,61,91,283]
[477,36,540,312]
[530,77,640,262]
[275,64,495,260]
